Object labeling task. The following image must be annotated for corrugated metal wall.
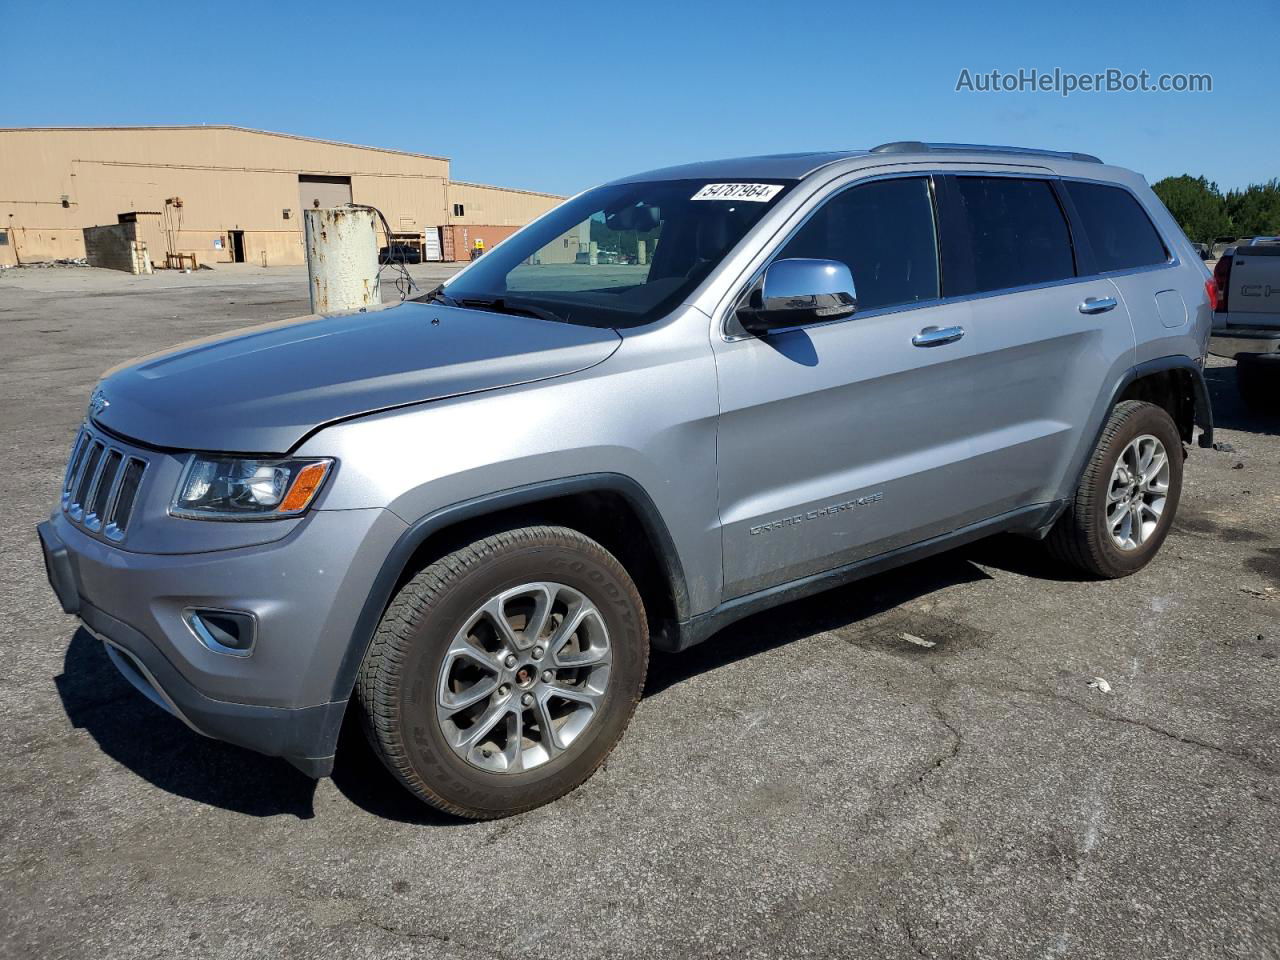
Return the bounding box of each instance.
[0,127,560,265]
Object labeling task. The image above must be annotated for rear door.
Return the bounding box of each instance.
[1060,180,1206,366]
[933,173,1138,517]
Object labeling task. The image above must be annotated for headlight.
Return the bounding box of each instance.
[171,455,333,520]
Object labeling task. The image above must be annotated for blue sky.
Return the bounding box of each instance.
[2,0,1273,195]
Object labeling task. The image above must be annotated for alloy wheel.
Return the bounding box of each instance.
[1106,434,1171,551]
[435,582,612,773]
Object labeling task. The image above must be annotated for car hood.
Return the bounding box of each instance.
[93,301,621,453]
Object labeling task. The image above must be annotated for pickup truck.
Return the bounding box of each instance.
[1211,237,1280,410]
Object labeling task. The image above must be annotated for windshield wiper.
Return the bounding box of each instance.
[456,297,567,325]
[415,283,459,307]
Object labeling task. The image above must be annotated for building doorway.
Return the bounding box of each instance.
[228,230,246,263]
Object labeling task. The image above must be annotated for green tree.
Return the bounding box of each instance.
[1224,179,1280,238]
[1151,175,1231,245]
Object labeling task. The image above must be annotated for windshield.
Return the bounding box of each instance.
[434,178,794,328]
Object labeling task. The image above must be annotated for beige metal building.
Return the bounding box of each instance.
[0,126,563,268]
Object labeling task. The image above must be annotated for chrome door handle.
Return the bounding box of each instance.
[912,325,964,347]
[1079,296,1118,314]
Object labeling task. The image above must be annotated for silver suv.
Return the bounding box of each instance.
[39,142,1216,819]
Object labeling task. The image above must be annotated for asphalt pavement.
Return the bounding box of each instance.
[1,263,1276,960]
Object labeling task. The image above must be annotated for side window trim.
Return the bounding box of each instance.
[1051,178,1101,277]
[722,172,944,339]
[934,175,976,298]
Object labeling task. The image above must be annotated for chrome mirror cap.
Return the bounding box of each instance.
[741,258,857,334]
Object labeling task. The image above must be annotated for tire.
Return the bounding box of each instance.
[1237,357,1279,413]
[1046,400,1184,578]
[356,525,648,819]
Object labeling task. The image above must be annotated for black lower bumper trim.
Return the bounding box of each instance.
[79,601,344,778]
[37,521,80,615]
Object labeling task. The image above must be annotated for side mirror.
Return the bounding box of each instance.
[737,258,857,334]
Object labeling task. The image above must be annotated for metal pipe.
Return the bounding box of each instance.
[303,207,379,314]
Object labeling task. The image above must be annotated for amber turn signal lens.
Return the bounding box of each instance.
[278,461,331,513]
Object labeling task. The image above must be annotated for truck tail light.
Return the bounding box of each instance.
[1212,255,1231,312]
[1204,278,1217,312]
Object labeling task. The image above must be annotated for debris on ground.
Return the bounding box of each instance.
[900,632,936,648]
[1232,462,1245,470]
[1087,677,1113,694]
[1213,441,1236,453]
[1240,585,1276,600]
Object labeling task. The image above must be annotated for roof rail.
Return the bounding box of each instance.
[869,141,1102,164]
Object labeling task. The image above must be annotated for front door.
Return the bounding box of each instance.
[712,175,986,599]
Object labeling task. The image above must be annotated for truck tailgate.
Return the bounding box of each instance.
[1225,245,1280,326]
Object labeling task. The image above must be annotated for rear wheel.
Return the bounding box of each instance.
[1047,400,1184,578]
[356,525,648,819]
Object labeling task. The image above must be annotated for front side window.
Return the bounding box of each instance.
[775,177,940,311]
[949,177,1075,295]
[439,178,793,328]
[1065,181,1168,272]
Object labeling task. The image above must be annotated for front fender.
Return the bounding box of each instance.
[324,473,690,703]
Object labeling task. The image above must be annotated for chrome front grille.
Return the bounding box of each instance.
[62,427,148,542]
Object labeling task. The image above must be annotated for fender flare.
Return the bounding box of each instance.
[328,472,690,702]
[1116,355,1214,449]
[1048,355,1214,536]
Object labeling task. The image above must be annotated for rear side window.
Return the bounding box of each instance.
[949,177,1075,295]
[776,177,939,311]
[1065,181,1168,272]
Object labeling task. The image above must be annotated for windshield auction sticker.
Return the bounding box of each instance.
[691,183,783,202]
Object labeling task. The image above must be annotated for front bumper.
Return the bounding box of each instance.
[38,505,407,777]
[1210,325,1280,360]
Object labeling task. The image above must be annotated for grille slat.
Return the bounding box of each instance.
[72,442,104,518]
[63,431,89,496]
[108,459,146,537]
[87,450,123,529]
[61,426,147,541]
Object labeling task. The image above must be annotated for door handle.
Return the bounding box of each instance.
[1079,296,1118,314]
[912,325,965,347]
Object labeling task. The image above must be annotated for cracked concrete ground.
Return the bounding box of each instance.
[1,264,1278,960]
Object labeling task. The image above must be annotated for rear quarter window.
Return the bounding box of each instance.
[949,177,1076,295]
[1065,181,1168,272]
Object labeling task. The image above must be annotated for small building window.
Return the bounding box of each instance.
[453,203,465,217]
[0,229,8,246]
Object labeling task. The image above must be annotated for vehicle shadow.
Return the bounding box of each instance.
[55,628,318,819]
[51,537,1073,824]
[1204,361,1278,438]
[645,549,996,698]
[959,532,1096,583]
[329,716,464,826]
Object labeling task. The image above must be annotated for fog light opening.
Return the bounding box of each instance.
[185,608,257,657]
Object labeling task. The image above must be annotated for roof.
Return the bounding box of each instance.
[613,151,867,184]
[613,142,1107,185]
[0,124,450,162]
[448,179,564,200]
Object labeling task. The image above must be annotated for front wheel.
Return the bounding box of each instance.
[1046,400,1184,578]
[356,525,648,819]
